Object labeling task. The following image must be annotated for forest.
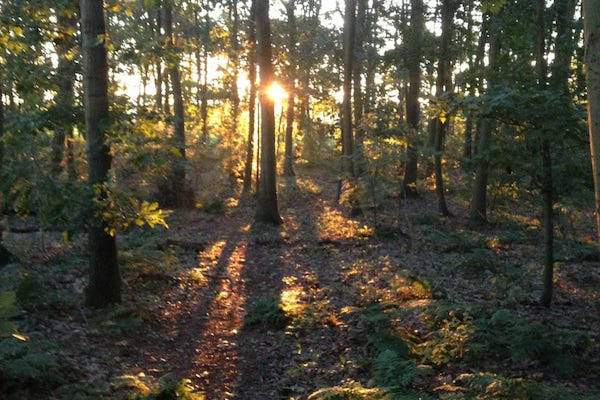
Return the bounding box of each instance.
[0,0,599,398]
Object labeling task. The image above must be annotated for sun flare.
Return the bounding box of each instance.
[267,82,287,104]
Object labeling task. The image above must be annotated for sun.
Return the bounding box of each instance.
[267,82,287,104]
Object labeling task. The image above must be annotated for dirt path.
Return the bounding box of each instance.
[131,169,377,399]
[89,166,599,399]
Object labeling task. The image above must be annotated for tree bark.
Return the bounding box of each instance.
[201,10,210,139]
[433,0,457,217]
[255,0,282,224]
[352,0,367,177]
[469,20,501,225]
[162,2,187,207]
[584,0,600,242]
[341,0,356,176]
[243,1,257,193]
[535,0,553,307]
[52,3,78,175]
[282,0,296,177]
[402,0,424,196]
[80,0,120,307]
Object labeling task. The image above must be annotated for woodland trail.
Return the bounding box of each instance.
[136,167,381,399]
[4,165,600,399]
[117,165,600,399]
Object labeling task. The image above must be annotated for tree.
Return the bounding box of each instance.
[536,0,552,307]
[402,0,424,196]
[0,64,12,267]
[52,1,78,179]
[469,13,501,225]
[81,0,121,307]
[353,0,367,177]
[540,0,576,306]
[282,0,296,177]
[341,0,356,177]
[162,1,187,207]
[255,0,282,225]
[243,0,257,193]
[432,0,458,216]
[583,0,600,242]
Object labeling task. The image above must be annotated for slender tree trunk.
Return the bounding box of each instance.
[52,3,78,174]
[0,65,4,167]
[469,16,501,225]
[0,64,10,267]
[463,118,473,159]
[584,0,600,242]
[243,1,257,193]
[402,0,424,196]
[162,2,187,207]
[535,0,552,307]
[81,0,120,307]
[255,0,282,224]
[341,0,356,176]
[283,0,297,177]
[433,0,457,217]
[352,0,367,177]
[201,11,210,139]
[229,0,240,171]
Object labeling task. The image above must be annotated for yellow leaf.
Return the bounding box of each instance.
[125,7,133,17]
[12,333,28,341]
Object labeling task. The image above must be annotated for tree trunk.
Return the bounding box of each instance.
[283,0,296,177]
[341,0,356,176]
[402,0,424,196]
[535,0,552,307]
[80,0,120,307]
[243,1,257,193]
[255,0,282,224]
[584,0,600,242]
[201,11,210,139]
[469,18,501,225]
[52,2,78,174]
[0,65,4,167]
[229,0,240,161]
[433,0,457,217]
[162,2,187,207]
[154,2,163,112]
[352,0,367,177]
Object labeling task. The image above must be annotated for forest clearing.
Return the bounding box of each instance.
[0,0,600,399]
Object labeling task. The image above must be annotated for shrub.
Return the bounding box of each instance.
[244,296,290,330]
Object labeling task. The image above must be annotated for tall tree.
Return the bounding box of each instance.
[353,0,367,176]
[282,0,296,177]
[255,0,282,224]
[583,0,600,242]
[469,13,502,224]
[81,0,120,307]
[535,0,553,307]
[402,0,424,196]
[539,0,576,306]
[341,0,356,176]
[432,0,458,216]
[243,0,257,193]
[52,1,78,177]
[162,1,187,207]
[201,9,210,139]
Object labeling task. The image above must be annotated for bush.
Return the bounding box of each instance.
[244,296,290,330]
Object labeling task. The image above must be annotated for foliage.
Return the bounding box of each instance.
[0,337,60,393]
[244,296,291,330]
[127,377,204,400]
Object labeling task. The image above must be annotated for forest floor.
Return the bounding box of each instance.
[2,164,600,399]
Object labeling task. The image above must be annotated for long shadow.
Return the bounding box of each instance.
[233,171,377,398]
[232,224,289,398]
[125,209,249,399]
